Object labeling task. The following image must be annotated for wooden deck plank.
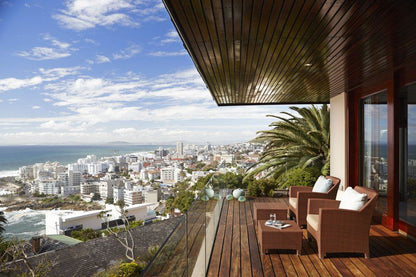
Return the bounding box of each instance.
[300,231,332,277]
[288,254,308,276]
[207,200,229,277]
[368,229,416,276]
[240,202,252,277]
[246,201,264,277]
[219,200,234,277]
[231,201,241,277]
[296,237,321,277]
[278,253,297,276]
[205,197,416,277]
[269,254,286,277]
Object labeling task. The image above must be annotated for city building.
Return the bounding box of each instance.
[176,141,183,157]
[98,181,113,200]
[80,182,98,195]
[123,190,144,206]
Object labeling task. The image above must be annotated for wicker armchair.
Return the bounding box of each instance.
[306,186,378,259]
[288,176,340,227]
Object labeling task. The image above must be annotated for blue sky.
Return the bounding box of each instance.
[0,0,291,145]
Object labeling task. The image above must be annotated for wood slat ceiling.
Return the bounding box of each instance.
[163,0,416,105]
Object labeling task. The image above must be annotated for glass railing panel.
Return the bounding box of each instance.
[142,175,225,277]
[143,216,187,276]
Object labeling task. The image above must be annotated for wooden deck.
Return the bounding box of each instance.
[207,197,416,276]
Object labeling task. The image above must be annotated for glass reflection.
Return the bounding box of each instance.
[361,90,388,216]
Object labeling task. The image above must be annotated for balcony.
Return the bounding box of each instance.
[143,186,416,276]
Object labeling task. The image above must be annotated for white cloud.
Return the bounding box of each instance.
[8,98,19,103]
[17,35,74,61]
[32,106,41,109]
[39,66,84,80]
[0,67,291,145]
[43,34,70,49]
[113,44,141,60]
[96,55,111,64]
[0,77,43,92]
[148,50,187,57]
[0,66,83,92]
[161,30,180,44]
[17,47,71,61]
[53,0,138,31]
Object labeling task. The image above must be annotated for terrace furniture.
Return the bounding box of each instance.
[257,220,302,255]
[306,186,378,259]
[253,202,288,222]
[289,176,340,227]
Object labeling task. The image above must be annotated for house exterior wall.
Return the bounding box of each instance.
[330,92,348,199]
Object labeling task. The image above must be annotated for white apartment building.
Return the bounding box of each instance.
[221,154,234,163]
[19,165,34,179]
[68,171,81,187]
[139,169,149,181]
[144,190,160,203]
[80,182,98,195]
[191,171,209,183]
[68,163,88,173]
[60,185,80,196]
[160,167,175,184]
[45,203,154,235]
[37,179,60,195]
[57,172,68,186]
[124,190,144,206]
[99,181,113,200]
[177,141,184,156]
[113,185,124,203]
[78,155,97,164]
[128,162,142,173]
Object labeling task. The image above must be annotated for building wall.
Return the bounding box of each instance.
[330,92,347,198]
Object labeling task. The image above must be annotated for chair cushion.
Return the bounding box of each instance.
[289,197,297,209]
[307,214,319,231]
[339,187,368,210]
[312,176,333,193]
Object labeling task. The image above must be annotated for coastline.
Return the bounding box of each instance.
[0,170,19,178]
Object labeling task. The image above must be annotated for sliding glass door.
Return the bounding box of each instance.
[360,90,388,216]
[399,84,416,226]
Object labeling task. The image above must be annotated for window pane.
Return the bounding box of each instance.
[399,84,416,226]
[361,90,388,216]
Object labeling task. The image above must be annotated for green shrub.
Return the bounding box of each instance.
[71,228,101,241]
[281,167,321,188]
[117,262,141,277]
[247,180,261,197]
[246,178,277,197]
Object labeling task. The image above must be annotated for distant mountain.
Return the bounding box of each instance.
[106,141,132,145]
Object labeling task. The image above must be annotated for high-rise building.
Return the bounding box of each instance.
[177,141,184,156]
[68,170,82,186]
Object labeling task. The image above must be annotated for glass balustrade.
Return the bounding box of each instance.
[142,175,226,276]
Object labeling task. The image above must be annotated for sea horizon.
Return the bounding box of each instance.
[0,144,174,175]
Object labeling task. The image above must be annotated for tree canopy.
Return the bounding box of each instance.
[246,105,330,181]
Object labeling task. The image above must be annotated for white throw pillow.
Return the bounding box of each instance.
[312,176,333,193]
[339,187,368,210]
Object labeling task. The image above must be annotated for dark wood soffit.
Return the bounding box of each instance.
[163,0,416,106]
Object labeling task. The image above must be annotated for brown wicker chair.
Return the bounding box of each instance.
[288,176,340,227]
[306,186,378,259]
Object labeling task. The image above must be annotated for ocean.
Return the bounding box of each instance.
[1,208,46,240]
[0,144,173,176]
[0,144,172,239]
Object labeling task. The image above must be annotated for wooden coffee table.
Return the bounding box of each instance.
[257,220,302,255]
[253,202,288,221]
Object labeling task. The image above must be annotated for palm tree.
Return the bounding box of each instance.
[0,211,7,237]
[246,105,330,180]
